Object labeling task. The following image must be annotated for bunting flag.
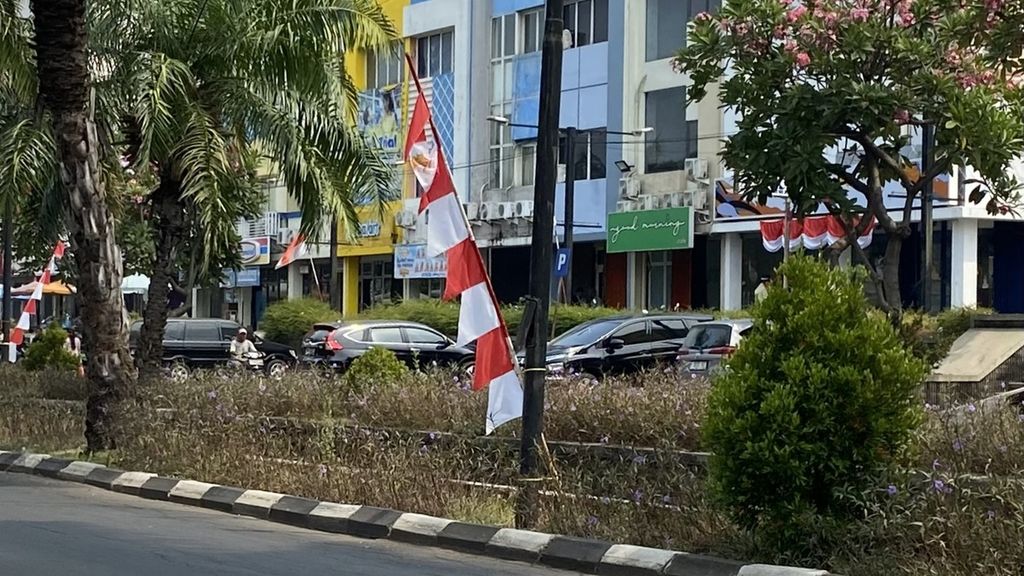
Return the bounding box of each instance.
[8,241,67,358]
[760,215,876,253]
[275,233,309,269]
[404,55,523,434]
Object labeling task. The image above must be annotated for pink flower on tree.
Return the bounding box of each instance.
[850,7,870,21]
[894,109,911,124]
[695,11,712,22]
[783,38,799,54]
[795,51,811,67]
[787,4,807,21]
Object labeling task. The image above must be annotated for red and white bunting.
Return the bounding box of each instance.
[8,241,67,359]
[760,215,875,253]
[404,57,522,434]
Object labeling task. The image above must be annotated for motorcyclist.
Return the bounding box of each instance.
[229,328,257,361]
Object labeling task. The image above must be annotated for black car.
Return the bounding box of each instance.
[129,318,297,379]
[301,320,475,372]
[532,313,714,381]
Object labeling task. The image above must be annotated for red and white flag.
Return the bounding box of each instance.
[8,241,67,358]
[404,58,522,434]
[275,233,309,269]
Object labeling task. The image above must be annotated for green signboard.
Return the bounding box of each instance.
[606,207,694,253]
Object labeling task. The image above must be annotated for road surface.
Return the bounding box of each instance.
[0,473,576,576]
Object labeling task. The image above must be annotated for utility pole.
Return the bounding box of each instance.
[329,216,341,311]
[518,0,562,529]
[2,200,12,362]
[562,126,576,304]
[921,123,934,312]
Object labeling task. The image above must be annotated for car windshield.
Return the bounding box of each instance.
[551,319,624,347]
[683,325,733,349]
[304,327,333,344]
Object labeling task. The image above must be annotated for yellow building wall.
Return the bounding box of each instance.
[341,0,410,315]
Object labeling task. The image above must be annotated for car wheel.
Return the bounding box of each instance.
[167,362,189,383]
[266,359,288,380]
[461,361,475,378]
[578,371,600,386]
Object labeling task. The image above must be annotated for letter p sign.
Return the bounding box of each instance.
[553,248,572,279]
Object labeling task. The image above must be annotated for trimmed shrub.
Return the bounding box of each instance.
[261,298,340,349]
[703,255,926,554]
[22,324,80,372]
[345,347,408,392]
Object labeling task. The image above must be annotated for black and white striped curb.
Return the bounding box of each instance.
[0,450,831,576]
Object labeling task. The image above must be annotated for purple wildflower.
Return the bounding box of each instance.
[661,495,672,505]
[932,479,945,492]
[966,403,977,413]
[428,431,440,441]
[987,510,997,520]
[887,485,898,496]
[418,445,430,455]
[585,515,599,528]
[632,455,647,466]
[630,489,644,504]
[953,438,964,452]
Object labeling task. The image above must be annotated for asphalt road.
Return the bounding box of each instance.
[0,473,577,576]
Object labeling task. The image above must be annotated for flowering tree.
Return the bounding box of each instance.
[675,0,1024,311]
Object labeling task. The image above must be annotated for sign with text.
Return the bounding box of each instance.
[220,268,260,288]
[607,207,694,253]
[553,248,572,278]
[394,244,447,279]
[239,237,271,266]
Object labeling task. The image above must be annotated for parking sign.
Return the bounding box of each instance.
[553,248,572,278]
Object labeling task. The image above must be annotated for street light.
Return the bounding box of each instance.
[484,117,651,303]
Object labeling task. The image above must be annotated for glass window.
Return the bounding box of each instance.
[405,327,447,345]
[520,143,536,186]
[593,0,608,43]
[651,319,689,340]
[369,327,404,343]
[562,0,607,48]
[683,324,733,349]
[441,33,453,74]
[187,322,222,342]
[647,0,721,62]
[590,130,607,179]
[613,322,648,345]
[522,9,541,53]
[417,31,454,78]
[367,43,403,89]
[576,0,592,46]
[429,34,440,76]
[646,87,692,174]
[551,318,622,347]
[417,37,429,78]
[646,251,672,310]
[165,322,185,341]
[562,3,576,46]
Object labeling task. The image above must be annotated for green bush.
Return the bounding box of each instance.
[261,298,340,349]
[356,299,621,339]
[345,347,408,392]
[899,307,992,367]
[703,255,926,554]
[22,324,80,372]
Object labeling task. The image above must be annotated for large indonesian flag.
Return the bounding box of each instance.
[8,241,67,351]
[405,82,523,434]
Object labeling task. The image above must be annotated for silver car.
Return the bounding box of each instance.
[676,319,754,375]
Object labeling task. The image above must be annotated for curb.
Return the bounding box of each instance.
[0,450,833,575]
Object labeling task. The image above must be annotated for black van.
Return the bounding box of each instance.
[129,318,296,379]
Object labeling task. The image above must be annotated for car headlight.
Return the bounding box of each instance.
[289,350,297,359]
[546,362,565,373]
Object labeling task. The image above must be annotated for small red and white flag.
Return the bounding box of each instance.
[275,234,309,269]
[8,241,67,360]
[404,57,522,434]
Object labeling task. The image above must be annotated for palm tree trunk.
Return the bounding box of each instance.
[138,176,185,376]
[32,0,136,451]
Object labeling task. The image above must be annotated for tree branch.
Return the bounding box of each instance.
[851,134,916,191]
[908,154,952,196]
[826,164,871,196]
[866,155,901,234]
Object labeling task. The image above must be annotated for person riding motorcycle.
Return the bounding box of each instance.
[229,328,258,361]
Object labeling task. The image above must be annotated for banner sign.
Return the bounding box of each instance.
[607,207,694,253]
[239,237,271,266]
[394,244,447,279]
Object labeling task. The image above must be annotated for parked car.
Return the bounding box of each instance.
[128,318,297,379]
[675,319,754,375]
[528,313,714,381]
[301,320,475,372]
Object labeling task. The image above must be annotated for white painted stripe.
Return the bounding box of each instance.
[234,490,285,511]
[57,461,105,481]
[10,453,50,471]
[456,283,500,347]
[426,192,469,257]
[168,480,216,501]
[391,513,452,537]
[30,283,43,301]
[308,501,360,520]
[15,313,30,331]
[112,471,156,491]
[486,370,524,434]
[488,528,552,554]
[600,544,677,572]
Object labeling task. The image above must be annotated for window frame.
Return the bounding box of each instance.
[562,0,608,48]
[368,326,404,344]
[416,30,454,79]
[366,42,403,89]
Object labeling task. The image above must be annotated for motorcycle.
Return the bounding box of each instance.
[220,351,266,376]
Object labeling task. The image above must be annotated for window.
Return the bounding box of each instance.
[558,130,607,181]
[522,8,542,53]
[646,251,672,310]
[612,322,648,345]
[562,0,608,48]
[650,318,689,340]
[682,324,732,349]
[520,143,536,187]
[645,88,697,174]
[369,327,404,344]
[186,323,221,342]
[490,14,517,189]
[405,327,447,345]
[646,0,722,62]
[416,31,453,78]
[165,322,185,341]
[367,43,403,88]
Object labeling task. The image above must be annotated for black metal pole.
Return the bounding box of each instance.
[517,0,562,529]
[2,199,12,361]
[562,126,576,304]
[921,124,934,312]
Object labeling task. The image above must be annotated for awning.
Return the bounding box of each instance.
[122,274,150,295]
[12,280,76,296]
[760,215,875,253]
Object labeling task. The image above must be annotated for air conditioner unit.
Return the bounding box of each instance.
[641,195,661,211]
[394,210,417,229]
[668,192,686,208]
[619,177,642,199]
[515,200,534,219]
[497,202,516,220]
[685,158,709,180]
[277,229,297,245]
[616,200,636,213]
[464,202,479,221]
[480,202,501,221]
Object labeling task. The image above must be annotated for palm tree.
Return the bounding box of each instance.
[88,0,398,373]
[26,0,136,451]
